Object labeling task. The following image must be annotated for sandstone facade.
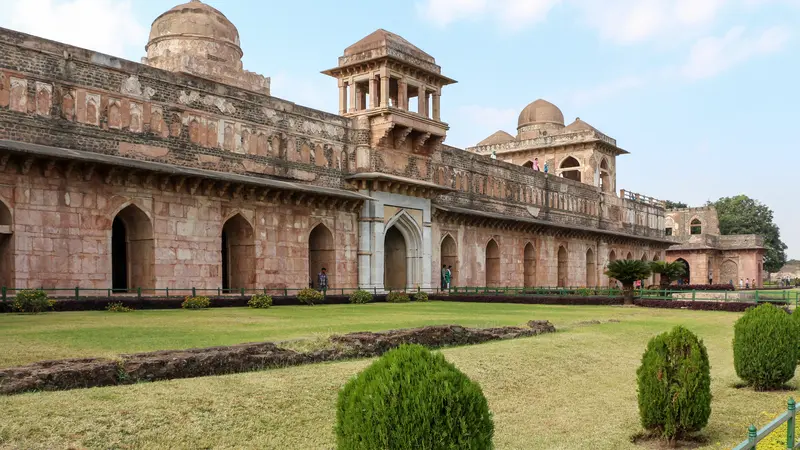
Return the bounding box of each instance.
[0,1,674,293]
[665,207,765,287]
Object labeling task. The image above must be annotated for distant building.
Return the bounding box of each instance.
[0,0,672,292]
[664,207,765,287]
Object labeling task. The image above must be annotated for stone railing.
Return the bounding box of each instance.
[619,190,665,208]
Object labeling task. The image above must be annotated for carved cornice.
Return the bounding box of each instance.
[394,126,413,149]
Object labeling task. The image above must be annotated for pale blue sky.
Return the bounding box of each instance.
[3,0,799,259]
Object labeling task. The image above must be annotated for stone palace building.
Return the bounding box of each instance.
[0,0,752,293]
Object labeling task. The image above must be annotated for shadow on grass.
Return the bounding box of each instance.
[630,431,710,449]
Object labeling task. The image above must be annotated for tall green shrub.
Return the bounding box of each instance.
[734,303,797,390]
[349,290,373,304]
[335,344,494,450]
[637,326,711,442]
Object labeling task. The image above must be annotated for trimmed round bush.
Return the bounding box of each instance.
[13,289,54,313]
[637,326,711,442]
[181,295,210,310]
[386,291,410,303]
[297,288,324,305]
[734,303,797,390]
[413,291,429,302]
[336,344,494,449]
[349,290,373,304]
[248,294,273,309]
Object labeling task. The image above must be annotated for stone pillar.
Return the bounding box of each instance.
[418,87,427,117]
[348,79,357,113]
[398,79,408,110]
[380,73,390,108]
[357,84,366,111]
[338,80,347,116]
[432,92,441,121]
[369,76,378,109]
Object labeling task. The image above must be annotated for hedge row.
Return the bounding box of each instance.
[666,284,736,291]
[1,293,782,313]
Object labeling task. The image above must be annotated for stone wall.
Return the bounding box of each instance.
[1,163,358,290]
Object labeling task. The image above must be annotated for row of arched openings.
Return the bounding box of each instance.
[110,204,335,292]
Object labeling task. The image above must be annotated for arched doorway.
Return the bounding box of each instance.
[486,239,500,287]
[607,250,617,287]
[599,158,611,192]
[557,246,568,287]
[441,234,458,287]
[676,258,690,285]
[560,156,581,182]
[111,204,154,292]
[0,200,13,289]
[309,224,335,289]
[221,214,255,292]
[384,226,407,290]
[522,161,533,169]
[626,252,633,260]
[524,242,536,288]
[586,248,596,287]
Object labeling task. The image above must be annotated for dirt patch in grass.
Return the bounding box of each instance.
[0,320,556,395]
[630,431,710,449]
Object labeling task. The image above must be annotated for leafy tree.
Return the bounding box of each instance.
[664,200,688,209]
[709,195,787,273]
[650,261,687,289]
[605,260,652,305]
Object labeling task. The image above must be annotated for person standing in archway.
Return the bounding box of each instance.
[533,158,540,171]
[318,268,328,296]
[441,265,447,290]
[445,266,452,290]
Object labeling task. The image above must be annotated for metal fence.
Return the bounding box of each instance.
[733,398,798,449]
[1,285,796,304]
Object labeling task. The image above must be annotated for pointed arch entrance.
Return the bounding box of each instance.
[586,248,596,287]
[0,200,13,289]
[111,204,154,292]
[607,250,617,287]
[524,242,536,288]
[221,214,255,291]
[486,239,500,287]
[676,258,690,285]
[383,211,423,291]
[309,224,335,289]
[441,234,458,287]
[557,246,568,287]
[560,156,581,182]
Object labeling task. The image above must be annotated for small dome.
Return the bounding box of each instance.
[146,0,242,70]
[477,130,515,146]
[565,117,596,132]
[517,99,565,129]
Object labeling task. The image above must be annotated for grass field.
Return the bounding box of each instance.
[0,303,797,449]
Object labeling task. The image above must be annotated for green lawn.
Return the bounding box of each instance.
[0,303,797,449]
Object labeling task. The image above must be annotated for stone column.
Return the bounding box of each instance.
[398,79,408,110]
[369,76,378,109]
[418,87,427,117]
[348,79,357,113]
[432,92,441,121]
[338,80,347,116]
[380,73,390,108]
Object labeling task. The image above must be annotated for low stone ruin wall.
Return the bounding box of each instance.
[0,320,556,395]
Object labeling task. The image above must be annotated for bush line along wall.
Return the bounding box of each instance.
[0,294,786,313]
[0,321,557,395]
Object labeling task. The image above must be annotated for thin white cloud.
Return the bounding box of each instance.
[680,25,791,79]
[1,0,147,61]
[570,75,647,107]
[417,0,561,30]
